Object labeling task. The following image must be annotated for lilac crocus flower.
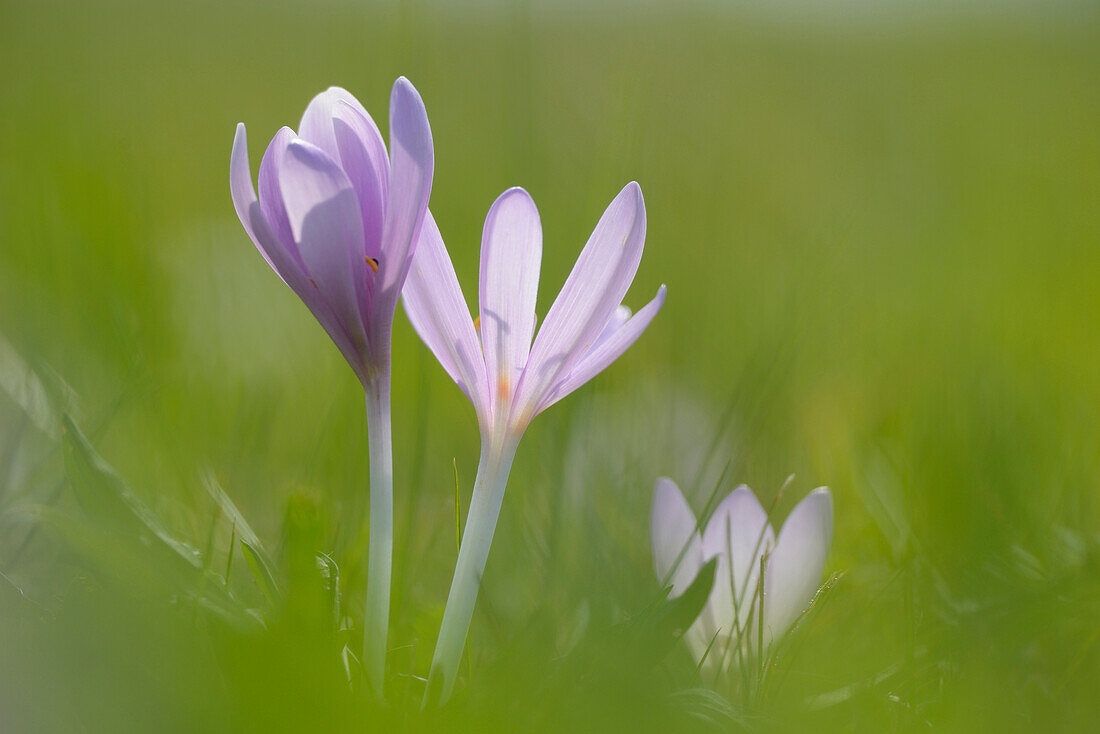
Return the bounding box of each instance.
[651,478,833,668]
[229,77,433,695]
[404,185,666,704]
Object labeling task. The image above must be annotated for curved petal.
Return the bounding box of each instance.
[299,87,389,260]
[403,211,490,424]
[764,488,833,641]
[377,77,433,309]
[479,187,542,415]
[538,284,665,413]
[258,127,300,258]
[231,123,289,278]
[231,124,366,381]
[702,486,776,637]
[651,477,704,597]
[513,182,647,421]
[279,139,369,352]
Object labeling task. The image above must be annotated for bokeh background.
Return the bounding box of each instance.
[1,0,1098,731]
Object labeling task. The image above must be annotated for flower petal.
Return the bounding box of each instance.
[479,187,542,414]
[403,211,491,424]
[764,487,833,640]
[299,87,389,260]
[594,304,632,350]
[651,477,704,597]
[279,139,369,350]
[513,182,647,420]
[377,77,433,308]
[232,124,366,381]
[257,126,300,258]
[702,486,776,637]
[231,123,289,278]
[538,284,665,413]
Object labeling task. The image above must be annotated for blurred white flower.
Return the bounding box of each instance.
[650,477,833,665]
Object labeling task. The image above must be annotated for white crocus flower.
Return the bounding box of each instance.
[650,477,833,665]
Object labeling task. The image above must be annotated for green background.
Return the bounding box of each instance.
[1,1,1098,731]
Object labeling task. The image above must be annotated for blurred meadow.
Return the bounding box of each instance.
[2,0,1099,731]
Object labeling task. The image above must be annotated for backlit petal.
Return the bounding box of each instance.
[479,188,542,414]
[538,285,665,413]
[764,488,833,641]
[231,123,289,278]
[231,124,365,380]
[514,182,647,420]
[258,127,300,258]
[651,477,704,597]
[279,139,369,350]
[299,87,389,260]
[403,212,490,424]
[702,486,776,636]
[377,77,433,309]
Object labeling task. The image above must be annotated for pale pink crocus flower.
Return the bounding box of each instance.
[403,185,666,704]
[651,478,833,668]
[229,77,434,695]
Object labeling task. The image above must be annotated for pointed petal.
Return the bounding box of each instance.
[378,77,433,307]
[538,284,665,413]
[403,211,491,424]
[299,87,389,259]
[651,477,704,597]
[479,187,542,413]
[514,182,647,418]
[702,486,776,635]
[257,127,300,257]
[764,488,833,640]
[279,139,369,350]
[232,124,366,381]
[231,123,287,277]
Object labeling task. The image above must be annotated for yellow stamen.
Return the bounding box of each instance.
[366,256,379,273]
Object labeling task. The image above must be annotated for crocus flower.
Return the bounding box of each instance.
[229,77,434,695]
[650,478,833,667]
[404,184,666,704]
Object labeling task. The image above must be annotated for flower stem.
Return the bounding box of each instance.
[363,363,394,698]
[423,433,519,706]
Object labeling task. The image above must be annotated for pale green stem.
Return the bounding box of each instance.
[423,430,520,706]
[363,363,394,697]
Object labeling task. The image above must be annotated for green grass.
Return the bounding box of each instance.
[1,1,1099,731]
